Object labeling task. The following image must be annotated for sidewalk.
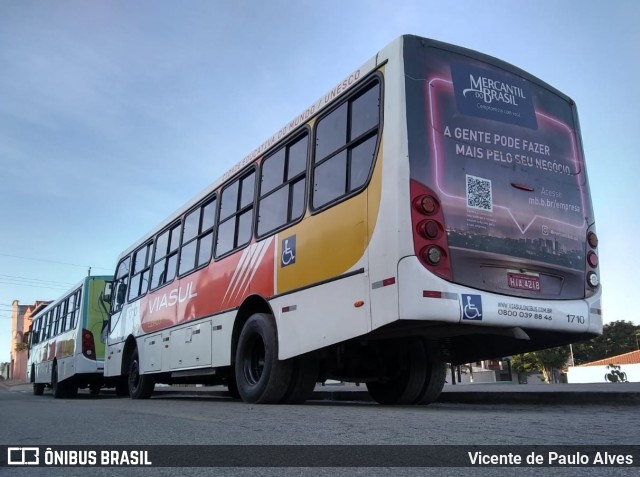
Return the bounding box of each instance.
[3,379,638,405]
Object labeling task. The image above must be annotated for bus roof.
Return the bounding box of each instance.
[30,275,113,319]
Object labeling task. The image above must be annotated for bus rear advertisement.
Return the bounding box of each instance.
[402,39,597,326]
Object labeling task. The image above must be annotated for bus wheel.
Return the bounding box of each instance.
[51,364,64,399]
[281,358,319,404]
[366,339,427,405]
[52,364,69,399]
[235,313,292,404]
[33,383,45,396]
[128,348,155,399]
[414,359,447,405]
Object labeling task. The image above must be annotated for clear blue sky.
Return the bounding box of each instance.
[1,0,639,363]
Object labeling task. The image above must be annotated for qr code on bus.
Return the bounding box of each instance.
[466,175,493,211]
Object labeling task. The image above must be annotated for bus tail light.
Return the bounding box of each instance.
[410,180,452,280]
[416,195,439,215]
[585,228,600,294]
[82,329,96,360]
[422,245,446,266]
[419,220,441,240]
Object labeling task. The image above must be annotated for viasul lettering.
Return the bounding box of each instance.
[148,282,198,315]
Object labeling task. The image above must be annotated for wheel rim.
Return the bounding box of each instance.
[243,334,266,386]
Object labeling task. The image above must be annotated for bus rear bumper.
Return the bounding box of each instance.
[397,256,603,336]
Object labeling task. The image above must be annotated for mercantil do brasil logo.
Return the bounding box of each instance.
[462,75,527,107]
[451,62,537,129]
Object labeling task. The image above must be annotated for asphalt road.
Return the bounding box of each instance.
[1,384,638,477]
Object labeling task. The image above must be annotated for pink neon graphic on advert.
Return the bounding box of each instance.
[425,76,587,236]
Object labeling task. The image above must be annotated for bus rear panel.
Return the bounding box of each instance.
[398,36,601,363]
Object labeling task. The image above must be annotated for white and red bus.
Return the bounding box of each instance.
[103,35,601,404]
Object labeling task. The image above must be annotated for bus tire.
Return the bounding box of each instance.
[414,359,447,405]
[235,313,292,404]
[366,339,427,405]
[51,364,67,399]
[281,357,319,404]
[33,383,45,396]
[128,348,155,399]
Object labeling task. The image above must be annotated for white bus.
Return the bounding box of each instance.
[103,35,601,404]
[28,275,117,398]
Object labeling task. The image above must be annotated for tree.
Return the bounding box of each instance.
[533,346,570,383]
[572,321,640,365]
[511,346,571,384]
[510,353,538,383]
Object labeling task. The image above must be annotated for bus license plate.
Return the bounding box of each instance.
[508,273,541,291]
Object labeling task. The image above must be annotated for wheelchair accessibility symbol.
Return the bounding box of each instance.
[281,235,296,267]
[462,294,483,321]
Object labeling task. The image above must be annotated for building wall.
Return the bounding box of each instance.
[10,301,29,380]
[568,364,640,383]
[8,300,52,381]
[456,369,497,384]
[9,301,43,381]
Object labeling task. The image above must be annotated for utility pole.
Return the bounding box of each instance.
[569,343,575,366]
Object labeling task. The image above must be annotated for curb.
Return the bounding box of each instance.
[153,388,640,405]
[437,391,640,405]
[5,381,639,405]
[0,380,27,389]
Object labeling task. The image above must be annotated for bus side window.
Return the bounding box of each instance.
[257,133,308,237]
[129,243,152,301]
[53,305,61,336]
[40,313,47,342]
[67,291,80,331]
[59,298,69,333]
[44,311,52,341]
[151,222,182,289]
[71,290,81,329]
[66,291,76,330]
[179,196,216,276]
[31,318,40,345]
[312,79,381,210]
[216,171,256,258]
